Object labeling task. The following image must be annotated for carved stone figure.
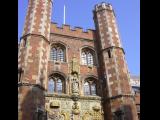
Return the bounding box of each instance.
[82,112,92,120]
[71,55,79,73]
[61,110,70,120]
[71,73,79,95]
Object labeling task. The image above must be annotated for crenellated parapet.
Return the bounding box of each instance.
[50,22,96,40]
[94,2,113,12]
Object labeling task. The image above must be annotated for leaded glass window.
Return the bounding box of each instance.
[48,74,65,94]
[83,78,97,96]
[88,53,93,65]
[91,83,96,95]
[51,48,57,61]
[58,49,64,62]
[48,79,54,93]
[57,79,63,94]
[84,82,90,95]
[82,52,87,65]
[81,48,95,66]
[50,44,65,62]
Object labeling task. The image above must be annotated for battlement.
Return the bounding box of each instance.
[94,2,113,12]
[50,22,96,40]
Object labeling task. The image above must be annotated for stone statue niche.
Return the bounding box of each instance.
[71,55,80,74]
[71,73,79,96]
[69,55,80,96]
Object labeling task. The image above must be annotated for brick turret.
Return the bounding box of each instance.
[93,2,138,120]
[18,0,53,119]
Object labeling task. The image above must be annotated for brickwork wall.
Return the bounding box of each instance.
[135,93,140,105]
[18,86,45,120]
[48,33,101,96]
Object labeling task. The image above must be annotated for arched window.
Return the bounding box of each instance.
[82,52,87,65]
[50,44,66,62]
[51,48,57,61]
[84,82,90,95]
[57,78,63,94]
[48,74,65,94]
[58,48,64,62]
[83,77,97,96]
[88,53,93,65]
[81,48,96,66]
[48,79,54,93]
[91,83,96,95]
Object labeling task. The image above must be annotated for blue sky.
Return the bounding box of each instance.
[18,0,140,75]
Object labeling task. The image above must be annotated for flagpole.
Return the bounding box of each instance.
[64,5,66,24]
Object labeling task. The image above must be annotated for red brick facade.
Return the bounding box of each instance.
[18,1,139,120]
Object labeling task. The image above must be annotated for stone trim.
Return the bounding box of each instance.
[20,33,50,44]
[45,93,102,100]
[80,96,102,100]
[100,46,125,54]
[18,82,45,90]
[104,94,134,102]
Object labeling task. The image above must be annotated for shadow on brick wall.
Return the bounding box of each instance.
[19,86,45,120]
[123,105,134,120]
[113,105,134,120]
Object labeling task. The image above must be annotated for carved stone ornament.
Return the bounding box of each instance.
[70,55,80,74]
[71,73,79,95]
[82,111,93,120]
[72,101,80,115]
[61,110,70,120]
[92,104,101,111]
[50,100,60,107]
